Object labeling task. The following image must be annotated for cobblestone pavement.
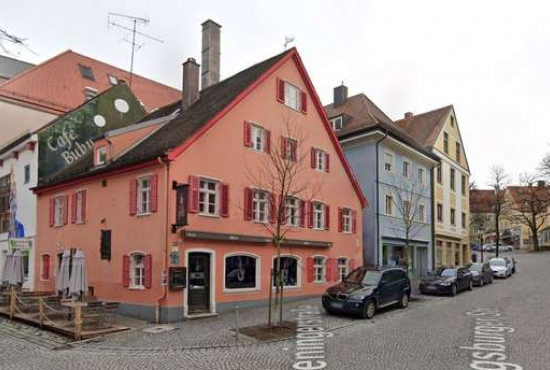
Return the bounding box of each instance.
[1,252,548,369]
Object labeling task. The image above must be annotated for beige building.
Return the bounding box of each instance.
[396,106,470,266]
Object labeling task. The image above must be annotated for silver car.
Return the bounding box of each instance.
[489,258,512,278]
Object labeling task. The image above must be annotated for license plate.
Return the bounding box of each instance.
[331,301,344,309]
[427,286,437,291]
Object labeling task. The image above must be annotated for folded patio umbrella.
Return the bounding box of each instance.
[8,250,24,287]
[1,249,14,284]
[56,250,71,296]
[69,250,88,298]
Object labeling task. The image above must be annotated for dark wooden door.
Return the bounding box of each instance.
[188,252,210,314]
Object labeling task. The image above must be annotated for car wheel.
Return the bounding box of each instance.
[479,278,484,287]
[398,293,410,309]
[450,284,457,296]
[362,300,376,319]
[468,280,473,291]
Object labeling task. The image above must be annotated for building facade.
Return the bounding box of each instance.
[325,86,438,276]
[34,46,366,322]
[397,106,471,267]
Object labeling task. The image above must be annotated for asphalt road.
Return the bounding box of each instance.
[0,251,548,370]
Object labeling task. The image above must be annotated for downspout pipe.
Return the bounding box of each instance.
[155,155,171,323]
[374,129,389,268]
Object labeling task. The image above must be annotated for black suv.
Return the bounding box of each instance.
[322,267,411,319]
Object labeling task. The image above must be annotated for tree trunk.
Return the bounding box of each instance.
[495,214,500,258]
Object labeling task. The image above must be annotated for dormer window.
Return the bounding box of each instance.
[108,74,118,85]
[95,146,107,166]
[276,79,307,113]
[79,64,95,81]
[331,116,343,131]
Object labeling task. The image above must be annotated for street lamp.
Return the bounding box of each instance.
[479,226,485,263]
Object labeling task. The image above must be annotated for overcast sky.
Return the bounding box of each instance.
[2,0,549,186]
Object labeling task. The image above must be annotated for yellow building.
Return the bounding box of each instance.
[396,106,470,267]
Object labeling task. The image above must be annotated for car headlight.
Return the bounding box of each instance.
[439,282,452,286]
[348,294,366,302]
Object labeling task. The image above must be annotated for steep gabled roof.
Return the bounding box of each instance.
[394,105,453,148]
[0,50,181,114]
[507,185,550,209]
[324,94,438,161]
[470,189,496,213]
[36,48,367,207]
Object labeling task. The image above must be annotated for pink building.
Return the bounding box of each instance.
[34,42,366,322]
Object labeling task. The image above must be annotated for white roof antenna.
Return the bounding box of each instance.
[284,36,295,50]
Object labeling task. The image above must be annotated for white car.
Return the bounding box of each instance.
[482,243,514,252]
[489,258,512,278]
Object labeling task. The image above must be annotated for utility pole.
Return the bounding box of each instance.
[107,12,163,87]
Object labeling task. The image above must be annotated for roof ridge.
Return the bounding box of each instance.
[396,104,453,122]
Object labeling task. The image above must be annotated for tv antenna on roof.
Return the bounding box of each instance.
[0,27,37,56]
[107,12,163,87]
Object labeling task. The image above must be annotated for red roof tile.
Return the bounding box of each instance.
[0,50,181,114]
[470,189,496,213]
[395,105,453,148]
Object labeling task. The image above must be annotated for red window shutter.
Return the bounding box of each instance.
[265,130,271,154]
[306,257,315,283]
[326,258,333,282]
[338,207,343,232]
[81,190,87,222]
[308,201,314,228]
[42,255,50,280]
[299,200,306,228]
[71,193,77,223]
[300,91,307,113]
[150,174,159,213]
[144,255,152,289]
[243,121,252,147]
[122,255,130,287]
[352,210,357,234]
[325,205,330,230]
[63,196,69,225]
[276,78,285,102]
[333,258,340,281]
[269,192,277,224]
[220,183,229,217]
[325,154,330,173]
[188,175,199,213]
[129,179,137,215]
[310,148,316,169]
[291,141,298,162]
[49,198,55,227]
[244,188,253,220]
[280,137,287,159]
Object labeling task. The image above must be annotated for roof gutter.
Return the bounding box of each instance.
[374,129,389,267]
[156,155,170,323]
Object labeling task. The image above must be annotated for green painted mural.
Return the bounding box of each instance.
[37,83,145,181]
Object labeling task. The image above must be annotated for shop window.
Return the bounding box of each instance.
[272,256,298,287]
[225,254,258,290]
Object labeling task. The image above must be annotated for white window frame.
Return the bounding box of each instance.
[313,201,325,230]
[450,168,456,191]
[385,195,393,216]
[450,208,456,226]
[75,189,85,224]
[418,168,426,187]
[313,255,326,283]
[251,124,265,152]
[285,197,300,227]
[253,189,269,223]
[419,203,425,222]
[331,116,343,131]
[271,255,301,289]
[54,195,65,227]
[315,148,327,172]
[223,252,261,293]
[342,208,352,233]
[337,257,350,282]
[199,178,219,217]
[384,151,394,172]
[130,252,145,289]
[284,82,301,111]
[137,176,152,215]
[284,138,298,161]
[437,203,443,222]
[96,146,107,166]
[402,159,411,178]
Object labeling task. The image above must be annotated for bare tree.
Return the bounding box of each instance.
[511,173,550,252]
[540,150,550,180]
[390,176,429,275]
[487,165,510,257]
[243,116,321,326]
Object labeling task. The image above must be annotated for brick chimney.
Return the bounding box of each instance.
[537,180,546,188]
[404,112,413,119]
[181,57,200,110]
[333,84,348,107]
[201,19,221,90]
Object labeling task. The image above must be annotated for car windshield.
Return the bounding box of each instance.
[440,269,456,277]
[470,264,483,272]
[345,270,381,285]
[490,259,505,267]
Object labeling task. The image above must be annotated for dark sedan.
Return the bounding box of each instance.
[419,267,473,296]
[322,267,411,319]
[469,262,494,286]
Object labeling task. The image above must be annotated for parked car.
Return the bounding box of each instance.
[470,243,481,251]
[468,262,494,286]
[481,243,495,252]
[419,267,473,296]
[322,267,411,319]
[503,257,517,274]
[482,243,514,252]
[489,258,512,278]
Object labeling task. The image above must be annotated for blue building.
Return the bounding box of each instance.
[325,85,439,276]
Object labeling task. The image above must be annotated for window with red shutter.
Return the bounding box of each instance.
[333,258,340,282]
[63,195,69,225]
[129,179,137,215]
[269,192,277,224]
[220,184,229,217]
[150,174,159,213]
[338,207,343,232]
[326,258,333,282]
[300,91,307,113]
[299,200,306,228]
[325,205,330,230]
[352,210,357,234]
[276,78,285,102]
[310,148,316,168]
[71,193,77,224]
[49,198,55,227]
[144,255,152,289]
[188,175,199,213]
[41,255,50,280]
[243,121,252,147]
[308,201,314,228]
[244,187,253,220]
[81,190,87,222]
[280,137,287,159]
[306,257,315,283]
[291,140,298,162]
[122,255,130,287]
[325,154,330,173]
[265,130,271,153]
